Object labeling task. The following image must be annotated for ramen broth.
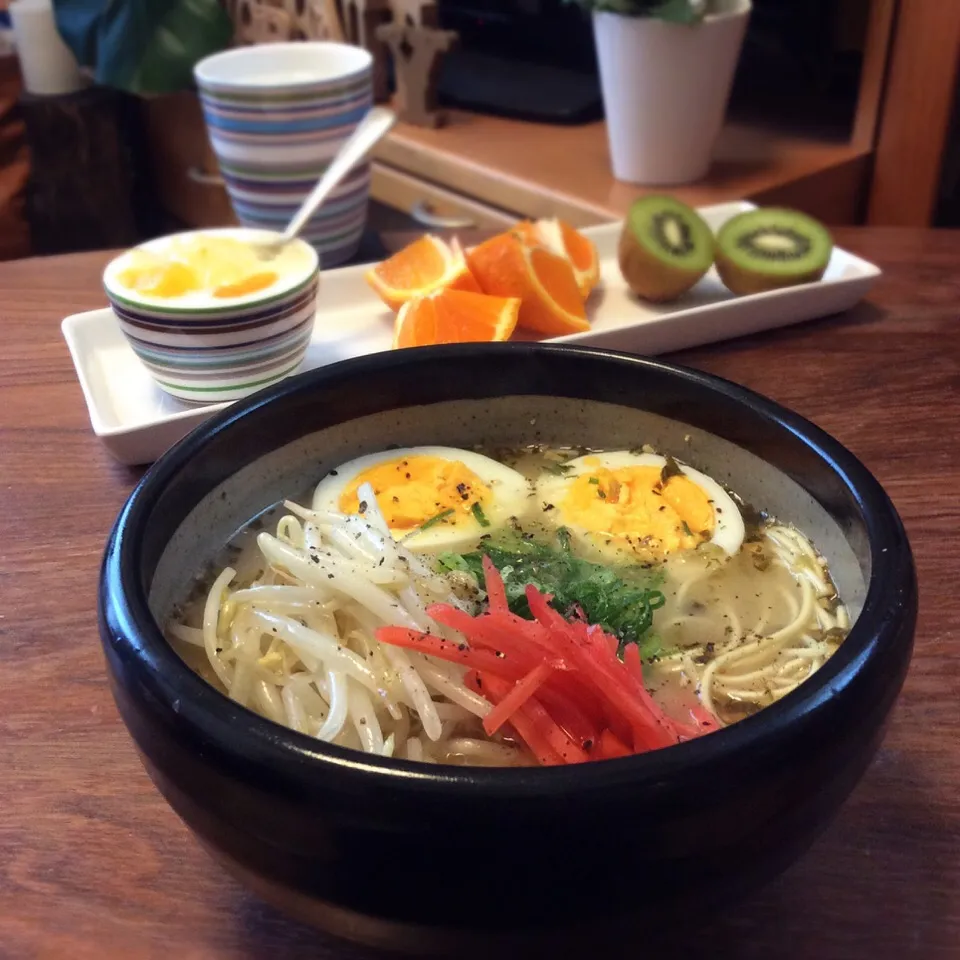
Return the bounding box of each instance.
[167,444,849,766]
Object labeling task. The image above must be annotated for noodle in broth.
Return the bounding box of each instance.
[167,444,849,765]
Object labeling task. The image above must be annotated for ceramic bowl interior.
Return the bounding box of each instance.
[103,228,319,404]
[149,394,867,631]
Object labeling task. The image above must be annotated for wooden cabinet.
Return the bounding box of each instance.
[370,164,517,230]
[142,92,237,229]
[866,3,960,226]
[143,0,957,232]
[371,114,873,227]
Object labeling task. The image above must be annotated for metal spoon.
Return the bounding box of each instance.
[254,106,397,259]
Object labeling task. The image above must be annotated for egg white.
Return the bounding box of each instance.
[312,446,532,551]
[536,451,745,561]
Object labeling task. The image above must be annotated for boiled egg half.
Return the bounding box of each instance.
[536,451,745,563]
[312,446,531,551]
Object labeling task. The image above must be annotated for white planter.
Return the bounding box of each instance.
[594,0,751,185]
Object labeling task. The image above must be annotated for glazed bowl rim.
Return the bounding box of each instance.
[194,41,374,92]
[100,342,914,798]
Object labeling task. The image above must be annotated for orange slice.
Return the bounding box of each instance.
[516,219,600,297]
[119,261,200,298]
[213,271,278,299]
[366,235,481,311]
[466,232,589,336]
[393,288,521,349]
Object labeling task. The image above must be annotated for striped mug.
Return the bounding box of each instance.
[103,229,320,403]
[195,43,374,268]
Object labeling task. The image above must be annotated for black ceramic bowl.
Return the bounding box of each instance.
[99,344,916,953]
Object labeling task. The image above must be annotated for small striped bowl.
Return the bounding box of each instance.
[194,43,374,269]
[103,229,320,404]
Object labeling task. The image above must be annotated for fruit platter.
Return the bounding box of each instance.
[366,197,844,350]
[62,199,880,464]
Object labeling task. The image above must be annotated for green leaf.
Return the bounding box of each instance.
[648,0,706,23]
[437,553,472,574]
[441,533,668,655]
[417,508,455,532]
[637,631,665,659]
[471,502,491,528]
[560,0,708,20]
[53,0,233,95]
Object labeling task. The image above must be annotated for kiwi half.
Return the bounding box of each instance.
[618,195,715,302]
[715,208,833,296]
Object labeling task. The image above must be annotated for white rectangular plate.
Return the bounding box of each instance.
[63,201,880,466]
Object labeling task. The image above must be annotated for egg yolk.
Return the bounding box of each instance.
[559,465,714,557]
[339,456,492,531]
[117,238,279,300]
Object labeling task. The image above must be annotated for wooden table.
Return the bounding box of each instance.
[1,229,958,958]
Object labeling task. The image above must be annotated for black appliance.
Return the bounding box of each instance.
[431,0,867,129]
[435,0,603,125]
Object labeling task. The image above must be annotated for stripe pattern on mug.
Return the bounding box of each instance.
[198,66,373,268]
[107,273,320,403]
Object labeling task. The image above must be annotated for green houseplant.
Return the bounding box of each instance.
[566,0,713,23]
[52,0,232,95]
[569,0,751,185]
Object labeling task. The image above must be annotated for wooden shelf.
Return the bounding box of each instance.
[374,109,871,227]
